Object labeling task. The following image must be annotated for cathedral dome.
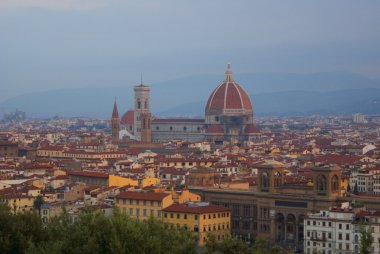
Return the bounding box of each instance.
[205,64,253,116]
[120,110,134,125]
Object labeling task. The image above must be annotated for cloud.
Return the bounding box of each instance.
[0,0,107,10]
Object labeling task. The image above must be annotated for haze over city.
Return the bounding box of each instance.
[1,0,380,118]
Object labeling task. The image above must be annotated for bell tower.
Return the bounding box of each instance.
[134,83,150,141]
[111,99,120,144]
[141,112,152,143]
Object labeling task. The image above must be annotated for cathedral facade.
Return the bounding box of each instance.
[112,64,260,145]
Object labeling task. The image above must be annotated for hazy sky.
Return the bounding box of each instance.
[1,0,380,101]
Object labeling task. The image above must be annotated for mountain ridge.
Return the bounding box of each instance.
[1,71,380,118]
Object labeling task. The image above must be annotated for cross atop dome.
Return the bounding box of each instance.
[225,63,234,82]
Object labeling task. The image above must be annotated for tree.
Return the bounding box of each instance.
[0,204,45,254]
[359,225,373,254]
[354,182,359,195]
[204,233,249,254]
[252,236,268,254]
[33,195,44,216]
[347,183,351,193]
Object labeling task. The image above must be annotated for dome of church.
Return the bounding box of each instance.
[120,110,134,125]
[205,64,253,116]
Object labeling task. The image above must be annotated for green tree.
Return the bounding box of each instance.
[347,183,351,193]
[33,195,44,216]
[0,204,45,254]
[204,233,249,254]
[354,182,359,195]
[252,236,268,254]
[359,225,373,254]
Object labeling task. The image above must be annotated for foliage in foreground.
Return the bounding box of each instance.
[0,204,295,254]
[0,204,197,254]
[205,234,294,254]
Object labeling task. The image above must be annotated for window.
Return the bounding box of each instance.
[184,214,187,219]
[339,233,342,240]
[243,221,250,230]
[164,212,167,218]
[170,213,174,218]
[177,213,180,219]
[129,208,133,215]
[123,199,126,204]
[158,201,161,207]
[194,215,198,220]
[143,200,146,206]
[157,211,161,217]
[346,224,350,230]
[143,209,147,216]
[136,200,139,205]
[243,206,250,217]
[339,224,342,230]
[150,201,154,206]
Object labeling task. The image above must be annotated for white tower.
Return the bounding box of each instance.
[133,84,150,141]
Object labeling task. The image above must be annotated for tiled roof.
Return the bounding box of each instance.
[115,191,170,201]
[162,203,230,214]
[67,170,108,179]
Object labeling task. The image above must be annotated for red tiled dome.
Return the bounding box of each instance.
[205,64,253,115]
[120,110,134,125]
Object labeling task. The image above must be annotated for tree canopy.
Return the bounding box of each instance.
[0,204,295,254]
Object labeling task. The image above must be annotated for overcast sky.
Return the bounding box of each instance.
[1,0,380,101]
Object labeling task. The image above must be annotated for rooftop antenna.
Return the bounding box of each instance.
[140,73,143,85]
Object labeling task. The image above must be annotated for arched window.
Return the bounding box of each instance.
[137,99,141,109]
[274,171,282,187]
[317,175,327,194]
[261,172,269,190]
[331,175,339,192]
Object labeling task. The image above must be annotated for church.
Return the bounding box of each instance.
[111,64,260,145]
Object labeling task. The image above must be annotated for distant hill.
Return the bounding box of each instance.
[1,72,380,118]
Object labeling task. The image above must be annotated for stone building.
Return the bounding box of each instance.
[189,164,347,251]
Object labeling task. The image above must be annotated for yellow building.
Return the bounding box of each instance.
[0,194,35,213]
[109,175,160,188]
[109,175,138,187]
[114,191,173,220]
[172,189,201,203]
[162,202,231,246]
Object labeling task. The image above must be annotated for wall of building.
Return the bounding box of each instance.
[151,121,205,142]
